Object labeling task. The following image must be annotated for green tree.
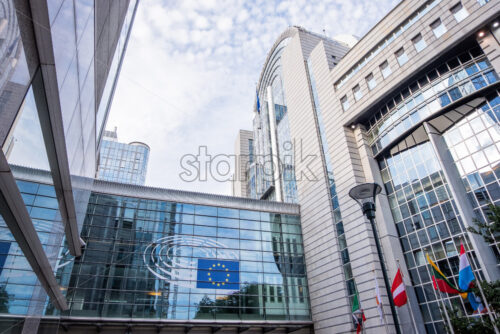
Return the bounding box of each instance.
[443,204,500,333]
[467,204,500,244]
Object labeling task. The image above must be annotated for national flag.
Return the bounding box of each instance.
[374,275,385,324]
[426,254,461,294]
[458,243,475,291]
[468,291,487,314]
[391,269,407,307]
[196,259,239,290]
[352,293,366,334]
[256,89,261,113]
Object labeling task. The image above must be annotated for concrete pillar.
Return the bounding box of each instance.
[354,125,426,334]
[424,122,499,281]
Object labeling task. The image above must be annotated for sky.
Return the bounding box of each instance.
[107,0,400,195]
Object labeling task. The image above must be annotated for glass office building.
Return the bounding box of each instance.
[0,0,139,331]
[0,166,311,332]
[245,1,500,333]
[97,128,150,185]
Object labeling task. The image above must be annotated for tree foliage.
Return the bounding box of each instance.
[443,204,500,333]
[467,204,500,244]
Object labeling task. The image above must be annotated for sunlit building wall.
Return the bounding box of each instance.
[250,1,500,333]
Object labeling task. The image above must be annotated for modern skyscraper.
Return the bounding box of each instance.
[97,127,150,185]
[250,27,350,204]
[231,129,253,197]
[0,0,139,328]
[247,1,500,333]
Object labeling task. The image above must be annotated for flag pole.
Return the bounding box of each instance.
[373,267,390,333]
[396,260,418,334]
[425,248,455,334]
[460,236,499,333]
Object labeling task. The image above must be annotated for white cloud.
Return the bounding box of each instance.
[216,17,233,32]
[108,0,401,195]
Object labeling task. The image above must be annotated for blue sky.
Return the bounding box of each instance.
[107,0,400,195]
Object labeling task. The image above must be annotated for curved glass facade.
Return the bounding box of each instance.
[443,90,500,259]
[377,89,500,333]
[379,141,484,333]
[365,45,498,156]
[252,36,298,203]
[0,179,67,316]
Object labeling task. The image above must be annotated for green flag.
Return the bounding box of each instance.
[352,293,366,334]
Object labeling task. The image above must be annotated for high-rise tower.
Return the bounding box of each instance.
[97,127,150,185]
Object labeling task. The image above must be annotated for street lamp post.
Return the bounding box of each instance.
[349,182,401,334]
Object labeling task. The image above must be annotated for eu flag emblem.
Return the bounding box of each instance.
[196,259,239,290]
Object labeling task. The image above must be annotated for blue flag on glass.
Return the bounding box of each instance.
[196,259,239,290]
[0,242,10,276]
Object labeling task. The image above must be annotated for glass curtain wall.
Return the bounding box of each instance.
[98,141,149,185]
[0,178,69,316]
[59,193,311,321]
[379,141,485,333]
[365,45,498,156]
[252,37,298,203]
[443,90,500,262]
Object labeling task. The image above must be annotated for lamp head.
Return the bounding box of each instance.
[349,183,382,219]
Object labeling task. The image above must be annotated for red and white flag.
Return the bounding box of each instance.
[391,269,408,307]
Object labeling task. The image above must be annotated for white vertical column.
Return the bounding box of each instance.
[354,125,426,334]
[424,122,499,281]
[267,85,283,202]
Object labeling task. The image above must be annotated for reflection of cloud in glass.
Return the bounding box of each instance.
[7,87,50,170]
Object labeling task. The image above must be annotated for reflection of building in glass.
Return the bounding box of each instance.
[0,0,139,332]
[1,1,500,334]
[244,1,500,333]
[231,129,253,197]
[97,127,150,185]
[249,27,350,203]
[1,166,311,332]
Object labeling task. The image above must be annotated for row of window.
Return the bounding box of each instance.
[85,214,302,235]
[366,52,496,156]
[340,2,469,112]
[334,0,442,90]
[88,195,300,223]
[306,58,357,305]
